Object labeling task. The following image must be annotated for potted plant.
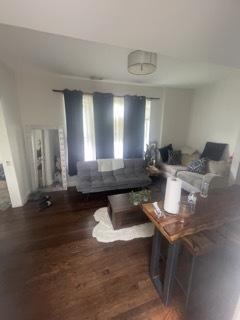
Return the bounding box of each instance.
[129,191,142,206]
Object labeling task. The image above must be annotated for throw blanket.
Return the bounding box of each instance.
[97,159,124,172]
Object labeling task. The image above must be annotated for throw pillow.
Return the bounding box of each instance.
[187,158,207,174]
[208,160,229,176]
[159,144,173,163]
[182,151,200,166]
[201,142,227,161]
[167,150,182,165]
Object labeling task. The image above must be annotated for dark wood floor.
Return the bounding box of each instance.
[0,188,184,320]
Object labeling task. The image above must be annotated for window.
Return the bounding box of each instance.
[82,94,150,160]
[144,99,151,151]
[83,94,96,161]
[113,97,124,159]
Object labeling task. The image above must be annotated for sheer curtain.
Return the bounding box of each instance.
[144,99,151,151]
[113,97,124,159]
[83,94,96,161]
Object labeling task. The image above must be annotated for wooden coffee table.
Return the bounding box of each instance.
[108,192,160,230]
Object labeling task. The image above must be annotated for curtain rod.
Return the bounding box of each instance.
[52,89,160,100]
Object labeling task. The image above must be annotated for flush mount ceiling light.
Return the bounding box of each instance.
[128,50,157,75]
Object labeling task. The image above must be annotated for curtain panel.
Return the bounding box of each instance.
[63,89,84,176]
[123,95,146,159]
[93,92,114,159]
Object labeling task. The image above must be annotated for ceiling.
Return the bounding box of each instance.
[0,0,240,70]
[0,24,237,88]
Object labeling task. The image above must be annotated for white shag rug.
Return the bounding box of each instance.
[92,207,154,243]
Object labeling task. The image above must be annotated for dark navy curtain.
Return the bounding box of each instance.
[63,89,84,176]
[93,92,114,159]
[123,95,146,158]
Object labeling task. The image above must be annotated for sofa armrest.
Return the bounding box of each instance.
[203,173,228,190]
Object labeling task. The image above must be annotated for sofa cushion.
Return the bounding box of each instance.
[161,163,187,176]
[177,171,204,191]
[187,158,207,174]
[159,144,173,163]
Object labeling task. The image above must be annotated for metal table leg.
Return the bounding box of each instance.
[150,227,163,295]
[163,241,180,305]
[150,227,180,305]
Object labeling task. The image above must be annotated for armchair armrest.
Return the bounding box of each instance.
[203,173,228,190]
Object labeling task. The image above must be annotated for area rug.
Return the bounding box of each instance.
[92,207,154,243]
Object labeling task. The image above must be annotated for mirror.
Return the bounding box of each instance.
[27,128,67,192]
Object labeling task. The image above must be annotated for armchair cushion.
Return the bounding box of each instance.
[202,173,228,189]
[177,171,204,191]
[207,160,229,177]
[160,163,187,177]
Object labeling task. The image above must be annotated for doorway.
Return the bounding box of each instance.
[0,161,11,210]
[27,127,67,192]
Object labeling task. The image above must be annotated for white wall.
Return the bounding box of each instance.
[187,74,240,182]
[187,75,240,154]
[0,61,30,206]
[161,87,193,149]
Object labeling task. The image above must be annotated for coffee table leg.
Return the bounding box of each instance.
[150,227,180,305]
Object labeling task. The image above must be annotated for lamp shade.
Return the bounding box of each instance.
[128,50,157,75]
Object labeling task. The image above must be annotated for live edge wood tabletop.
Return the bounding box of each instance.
[142,185,240,244]
[141,185,240,306]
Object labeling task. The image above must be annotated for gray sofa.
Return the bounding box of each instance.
[76,159,151,193]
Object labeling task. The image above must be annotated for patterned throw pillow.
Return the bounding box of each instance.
[167,150,182,165]
[187,158,207,174]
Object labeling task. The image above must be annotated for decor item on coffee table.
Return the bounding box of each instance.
[92,207,154,243]
[107,192,160,230]
[129,189,151,206]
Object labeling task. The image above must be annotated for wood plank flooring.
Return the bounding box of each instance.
[0,188,184,320]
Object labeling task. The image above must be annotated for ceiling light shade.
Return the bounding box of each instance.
[128,50,157,75]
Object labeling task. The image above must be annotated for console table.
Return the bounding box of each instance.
[142,185,240,305]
